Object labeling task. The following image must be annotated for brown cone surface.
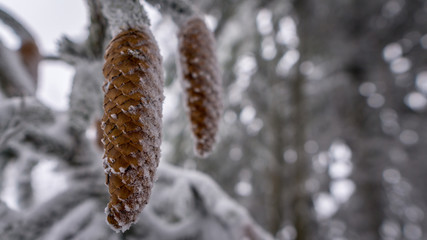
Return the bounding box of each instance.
[178,16,222,157]
[102,27,163,232]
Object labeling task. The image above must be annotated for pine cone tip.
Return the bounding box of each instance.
[105,207,133,233]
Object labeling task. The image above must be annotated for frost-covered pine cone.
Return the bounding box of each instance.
[178,16,222,157]
[101,26,163,232]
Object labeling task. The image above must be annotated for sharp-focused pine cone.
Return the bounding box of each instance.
[101,26,164,232]
[178,16,222,157]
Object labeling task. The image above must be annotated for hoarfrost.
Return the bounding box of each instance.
[128,105,138,114]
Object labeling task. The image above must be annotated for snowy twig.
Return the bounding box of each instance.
[144,0,196,24]
[85,0,109,59]
[0,98,68,160]
[0,97,53,125]
[21,124,73,160]
[41,200,98,240]
[3,184,104,240]
[101,0,150,35]
[158,163,274,240]
[57,37,88,65]
[57,0,108,63]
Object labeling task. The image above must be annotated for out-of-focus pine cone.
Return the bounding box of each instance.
[101,26,164,232]
[178,16,222,157]
[18,40,40,84]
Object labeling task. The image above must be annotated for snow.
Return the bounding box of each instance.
[314,193,338,219]
[105,206,134,233]
[144,0,195,25]
[71,214,111,240]
[0,161,19,210]
[154,162,274,240]
[127,105,138,114]
[101,0,150,36]
[42,200,97,240]
[31,159,68,205]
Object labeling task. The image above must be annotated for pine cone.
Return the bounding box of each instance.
[178,16,222,157]
[102,26,163,232]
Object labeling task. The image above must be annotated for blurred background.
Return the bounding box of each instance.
[1,0,427,239]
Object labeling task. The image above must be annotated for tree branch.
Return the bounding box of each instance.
[0,7,35,43]
[101,0,150,35]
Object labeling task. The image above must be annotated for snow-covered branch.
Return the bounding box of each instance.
[101,0,150,35]
[119,163,273,239]
[16,156,37,209]
[0,97,53,148]
[57,0,108,63]
[145,0,196,24]
[68,61,103,134]
[85,0,109,59]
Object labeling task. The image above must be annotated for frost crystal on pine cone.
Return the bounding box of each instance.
[101,26,163,232]
[178,16,222,157]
